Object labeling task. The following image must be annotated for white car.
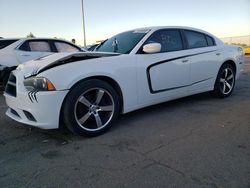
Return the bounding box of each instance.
[0,38,83,86]
[4,26,245,136]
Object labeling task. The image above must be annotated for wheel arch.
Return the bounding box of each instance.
[59,75,124,129]
[84,76,124,112]
[211,59,237,98]
[214,60,237,87]
[221,60,237,73]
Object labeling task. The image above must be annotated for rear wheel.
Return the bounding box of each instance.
[62,79,120,136]
[211,63,235,98]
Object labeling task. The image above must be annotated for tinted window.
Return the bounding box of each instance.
[29,41,51,52]
[184,30,207,49]
[54,42,80,52]
[19,41,51,52]
[96,30,148,54]
[145,29,183,52]
[0,40,18,49]
[206,35,215,46]
[19,41,30,51]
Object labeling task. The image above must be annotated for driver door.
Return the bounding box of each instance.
[136,29,190,105]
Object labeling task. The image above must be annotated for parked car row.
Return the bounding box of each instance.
[0,38,84,87]
[3,26,245,136]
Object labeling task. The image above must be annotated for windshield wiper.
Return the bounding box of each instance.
[95,39,108,51]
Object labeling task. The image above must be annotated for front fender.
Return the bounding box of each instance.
[39,57,138,114]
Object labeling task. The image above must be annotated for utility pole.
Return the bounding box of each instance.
[81,0,87,47]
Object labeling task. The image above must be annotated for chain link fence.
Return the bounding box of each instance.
[220,35,250,47]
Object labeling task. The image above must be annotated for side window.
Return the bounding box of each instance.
[184,30,207,49]
[206,35,215,46]
[54,42,80,52]
[145,29,183,52]
[19,41,51,52]
[0,40,18,49]
[18,41,30,51]
[29,41,51,52]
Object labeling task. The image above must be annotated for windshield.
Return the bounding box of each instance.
[96,30,149,54]
[0,40,18,49]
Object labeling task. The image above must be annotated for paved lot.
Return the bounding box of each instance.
[0,57,250,188]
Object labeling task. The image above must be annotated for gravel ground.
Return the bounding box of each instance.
[0,57,249,188]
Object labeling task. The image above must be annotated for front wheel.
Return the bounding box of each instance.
[62,79,120,136]
[211,63,235,98]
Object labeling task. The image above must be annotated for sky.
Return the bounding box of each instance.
[0,0,250,46]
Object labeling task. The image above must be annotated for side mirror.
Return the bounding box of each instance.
[142,43,161,54]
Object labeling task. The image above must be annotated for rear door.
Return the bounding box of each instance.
[182,30,220,93]
[15,40,53,63]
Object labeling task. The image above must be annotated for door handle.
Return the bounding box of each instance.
[182,59,189,63]
[216,53,221,56]
[20,54,30,57]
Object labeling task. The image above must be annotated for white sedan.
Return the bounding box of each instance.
[0,38,83,86]
[4,26,245,136]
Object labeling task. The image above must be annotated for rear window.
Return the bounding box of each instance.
[0,40,18,49]
[19,41,52,52]
[29,41,51,52]
[54,42,80,52]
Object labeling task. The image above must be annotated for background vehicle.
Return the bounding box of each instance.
[4,26,245,136]
[85,44,99,51]
[244,47,250,55]
[0,38,83,87]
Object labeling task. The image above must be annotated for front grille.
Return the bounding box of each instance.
[5,73,17,97]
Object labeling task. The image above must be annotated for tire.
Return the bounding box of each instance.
[211,63,235,98]
[62,79,120,137]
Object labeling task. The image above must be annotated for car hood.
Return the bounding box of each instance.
[17,51,120,78]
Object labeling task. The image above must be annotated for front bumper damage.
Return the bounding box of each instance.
[4,71,69,129]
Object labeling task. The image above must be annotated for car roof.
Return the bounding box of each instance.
[122,26,220,42]
[122,26,215,37]
[0,38,21,41]
[0,38,76,43]
[0,38,82,51]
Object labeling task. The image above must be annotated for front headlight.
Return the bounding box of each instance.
[23,77,56,91]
